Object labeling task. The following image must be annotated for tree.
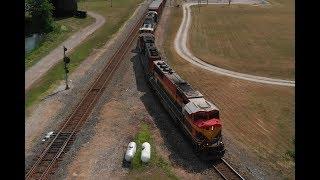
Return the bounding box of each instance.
[26,0,55,33]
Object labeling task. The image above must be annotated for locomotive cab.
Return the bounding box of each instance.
[139,18,156,34]
[147,11,159,23]
[183,98,224,147]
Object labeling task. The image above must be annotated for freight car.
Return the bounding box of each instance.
[148,0,165,15]
[138,33,225,160]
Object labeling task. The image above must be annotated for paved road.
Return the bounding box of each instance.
[174,1,295,87]
[25,11,106,91]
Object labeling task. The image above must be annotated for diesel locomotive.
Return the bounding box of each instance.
[137,0,225,160]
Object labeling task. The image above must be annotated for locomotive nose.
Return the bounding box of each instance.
[195,118,222,130]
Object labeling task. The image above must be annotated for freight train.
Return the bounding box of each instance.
[137,0,225,160]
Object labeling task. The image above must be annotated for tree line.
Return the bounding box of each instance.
[25,0,55,36]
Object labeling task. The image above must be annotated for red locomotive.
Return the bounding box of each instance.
[137,0,225,160]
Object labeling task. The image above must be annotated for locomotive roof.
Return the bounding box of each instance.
[149,0,163,9]
[184,98,219,114]
[144,16,155,23]
[143,18,155,26]
[146,12,157,18]
[139,33,155,41]
[139,23,155,31]
[146,43,160,57]
[147,11,158,15]
[153,60,203,99]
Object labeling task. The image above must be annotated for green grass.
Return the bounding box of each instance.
[284,138,295,160]
[25,16,94,69]
[189,0,294,79]
[25,0,143,109]
[131,124,153,169]
[130,124,178,180]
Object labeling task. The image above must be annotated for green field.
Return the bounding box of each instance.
[25,16,94,69]
[25,0,143,109]
[189,0,294,79]
[164,3,294,178]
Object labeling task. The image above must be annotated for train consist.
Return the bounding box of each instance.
[137,0,225,160]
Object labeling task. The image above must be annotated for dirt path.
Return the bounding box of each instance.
[174,0,295,87]
[25,11,106,91]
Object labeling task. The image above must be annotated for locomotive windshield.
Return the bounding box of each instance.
[194,112,207,120]
[144,18,154,25]
[194,111,218,120]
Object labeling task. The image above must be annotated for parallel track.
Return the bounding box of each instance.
[25,11,146,180]
[213,158,245,180]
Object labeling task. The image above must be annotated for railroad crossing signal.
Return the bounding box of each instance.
[63,46,70,90]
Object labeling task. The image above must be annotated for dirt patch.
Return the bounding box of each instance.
[63,99,139,178]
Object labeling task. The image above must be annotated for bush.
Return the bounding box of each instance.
[286,149,295,159]
[26,0,55,33]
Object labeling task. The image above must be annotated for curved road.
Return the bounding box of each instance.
[174,2,295,87]
[25,11,106,91]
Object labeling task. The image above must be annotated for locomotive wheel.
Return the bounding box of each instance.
[192,143,202,157]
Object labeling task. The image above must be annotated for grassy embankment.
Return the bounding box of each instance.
[25,0,143,108]
[128,123,178,179]
[189,0,294,79]
[163,3,294,179]
[25,16,94,69]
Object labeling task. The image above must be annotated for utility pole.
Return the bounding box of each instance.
[63,46,70,90]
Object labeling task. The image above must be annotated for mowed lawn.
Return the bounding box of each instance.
[26,0,143,108]
[164,4,294,179]
[189,0,294,79]
[25,16,95,69]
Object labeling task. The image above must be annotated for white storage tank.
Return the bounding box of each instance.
[141,142,151,163]
[125,142,137,162]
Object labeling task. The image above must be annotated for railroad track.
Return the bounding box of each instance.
[25,11,146,180]
[213,158,245,180]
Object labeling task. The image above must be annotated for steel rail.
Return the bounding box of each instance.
[213,158,245,180]
[25,10,147,180]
